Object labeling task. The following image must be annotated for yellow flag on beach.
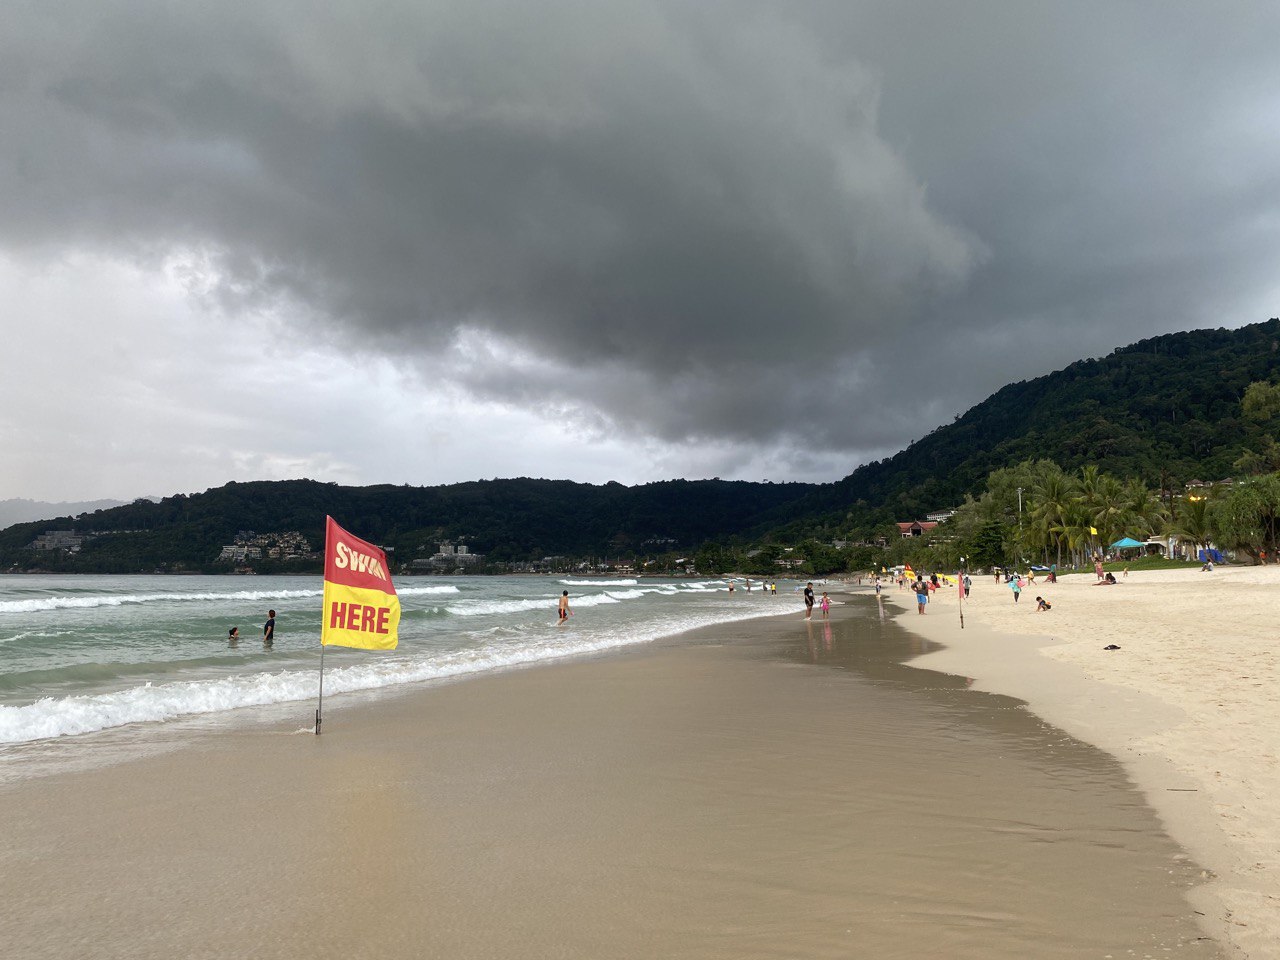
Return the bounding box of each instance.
[321,516,400,650]
[1089,526,1098,535]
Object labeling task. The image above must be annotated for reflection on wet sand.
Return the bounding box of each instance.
[0,593,1221,959]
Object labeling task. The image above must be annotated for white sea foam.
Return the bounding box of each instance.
[602,588,651,600]
[0,589,320,614]
[0,584,458,615]
[444,591,632,617]
[559,578,639,586]
[0,602,791,745]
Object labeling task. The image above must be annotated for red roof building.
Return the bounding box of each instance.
[896,521,938,538]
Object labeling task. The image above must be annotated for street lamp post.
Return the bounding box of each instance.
[1016,486,1024,572]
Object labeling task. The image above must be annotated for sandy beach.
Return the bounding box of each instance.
[0,599,1221,959]
[889,565,1280,959]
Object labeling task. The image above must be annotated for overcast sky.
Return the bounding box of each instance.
[4,1,1279,502]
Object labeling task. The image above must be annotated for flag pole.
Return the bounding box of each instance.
[315,641,326,735]
[958,568,965,630]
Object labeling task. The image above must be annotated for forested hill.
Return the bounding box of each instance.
[8,318,1280,571]
[769,317,1280,536]
[0,477,818,572]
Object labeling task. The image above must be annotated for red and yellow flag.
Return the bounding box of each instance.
[321,516,400,650]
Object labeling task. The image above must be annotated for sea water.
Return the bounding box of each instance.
[0,574,795,748]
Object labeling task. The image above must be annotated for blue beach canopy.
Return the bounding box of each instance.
[1110,537,1145,549]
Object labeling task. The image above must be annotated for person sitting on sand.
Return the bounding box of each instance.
[1035,596,1051,612]
[1093,572,1118,585]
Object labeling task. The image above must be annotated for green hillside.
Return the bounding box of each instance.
[7,317,1280,572]
[772,317,1280,538]
[0,477,818,573]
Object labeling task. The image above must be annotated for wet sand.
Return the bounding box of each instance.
[0,600,1220,958]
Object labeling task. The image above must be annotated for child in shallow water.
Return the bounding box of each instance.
[820,592,831,618]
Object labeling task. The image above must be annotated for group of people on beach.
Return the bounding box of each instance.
[727,580,778,594]
[228,609,276,647]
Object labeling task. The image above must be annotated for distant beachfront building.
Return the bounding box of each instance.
[419,541,485,569]
[27,530,91,552]
[217,545,263,562]
[216,530,313,563]
[896,521,939,538]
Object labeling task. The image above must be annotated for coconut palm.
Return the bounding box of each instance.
[1051,499,1095,569]
[1169,496,1213,556]
[1090,474,1130,551]
[1029,464,1077,566]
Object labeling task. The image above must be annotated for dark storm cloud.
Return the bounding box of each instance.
[3,0,1279,474]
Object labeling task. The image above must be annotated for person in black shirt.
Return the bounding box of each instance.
[263,609,276,647]
[803,583,815,619]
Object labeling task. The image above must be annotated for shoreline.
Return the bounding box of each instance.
[884,567,1280,959]
[0,596,1219,958]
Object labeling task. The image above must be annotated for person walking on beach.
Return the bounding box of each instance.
[262,610,275,647]
[962,574,972,598]
[1010,579,1021,604]
[820,592,831,619]
[914,577,929,614]
[558,590,572,625]
[803,582,815,619]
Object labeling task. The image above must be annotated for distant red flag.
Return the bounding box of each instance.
[958,571,965,602]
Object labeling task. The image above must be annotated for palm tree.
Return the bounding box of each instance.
[1121,479,1167,541]
[1051,499,1095,569]
[1170,496,1213,558]
[1029,465,1076,567]
[1091,474,1129,551]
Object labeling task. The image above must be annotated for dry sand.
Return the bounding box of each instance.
[889,566,1280,959]
[0,604,1219,959]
